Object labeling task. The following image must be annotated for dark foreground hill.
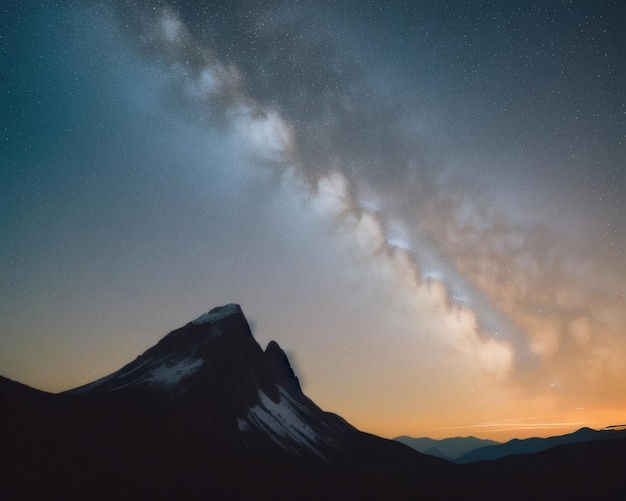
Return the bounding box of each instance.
[1,304,625,499]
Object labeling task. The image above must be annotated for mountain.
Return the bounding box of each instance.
[2,304,625,499]
[394,435,500,460]
[455,426,626,464]
[1,304,453,500]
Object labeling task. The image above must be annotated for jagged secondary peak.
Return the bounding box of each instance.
[264,341,304,398]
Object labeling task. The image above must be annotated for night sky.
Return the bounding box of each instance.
[2,0,624,440]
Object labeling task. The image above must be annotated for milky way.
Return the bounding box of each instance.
[2,0,624,439]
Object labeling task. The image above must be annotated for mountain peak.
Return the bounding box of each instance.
[192,303,242,325]
[67,303,256,395]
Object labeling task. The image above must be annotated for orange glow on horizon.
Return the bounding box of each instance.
[348,406,626,442]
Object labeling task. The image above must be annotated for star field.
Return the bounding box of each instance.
[1,0,624,440]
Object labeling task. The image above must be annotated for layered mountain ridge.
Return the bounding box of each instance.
[394,435,501,461]
[2,304,625,500]
[395,427,626,463]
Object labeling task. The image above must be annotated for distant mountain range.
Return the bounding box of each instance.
[394,435,500,460]
[2,304,625,499]
[455,426,626,463]
[396,427,626,463]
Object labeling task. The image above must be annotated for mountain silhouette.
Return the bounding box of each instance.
[454,426,626,464]
[394,435,500,460]
[1,304,625,499]
[1,304,452,499]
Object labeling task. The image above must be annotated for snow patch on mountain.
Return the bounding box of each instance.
[238,386,326,458]
[70,353,205,393]
[192,303,240,325]
[144,357,204,386]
